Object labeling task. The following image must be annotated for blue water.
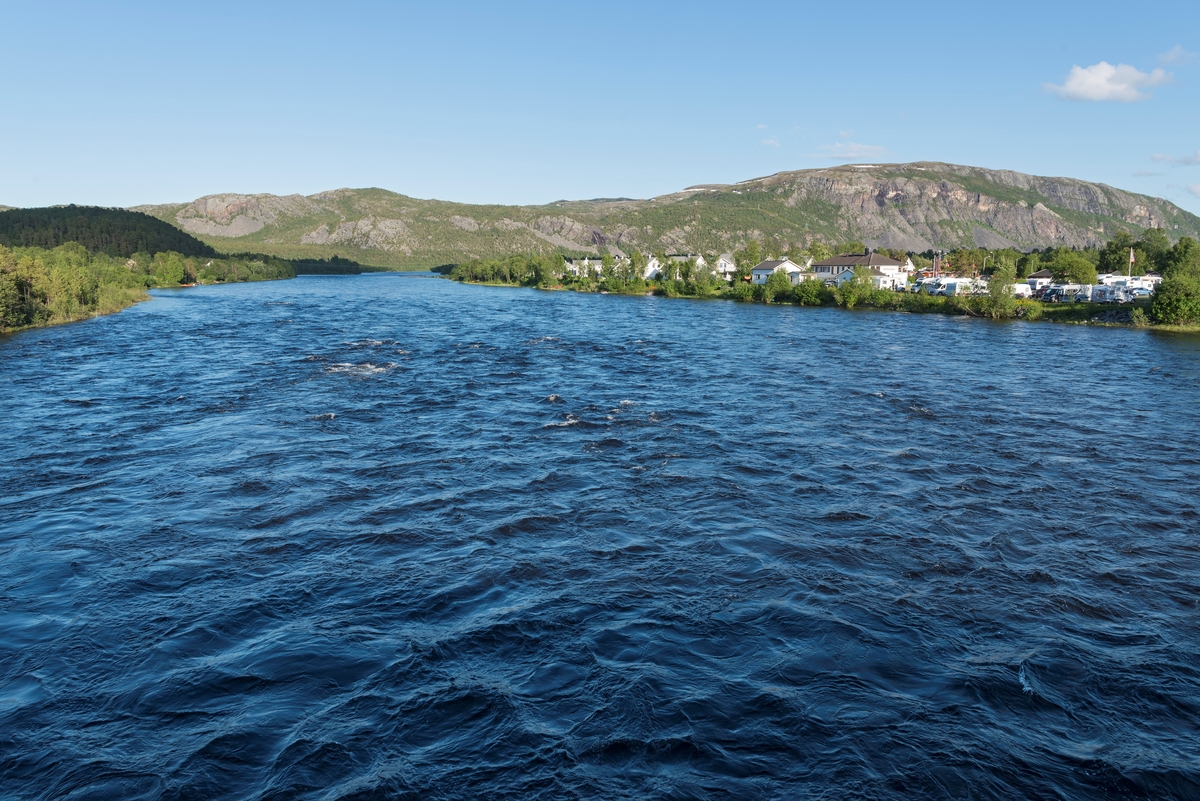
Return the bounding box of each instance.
[2,274,1199,799]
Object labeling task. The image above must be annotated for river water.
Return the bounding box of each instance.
[1,274,1198,799]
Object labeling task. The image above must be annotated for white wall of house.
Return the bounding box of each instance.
[751,258,806,285]
[715,255,737,279]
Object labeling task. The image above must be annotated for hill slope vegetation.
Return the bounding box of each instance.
[0,205,218,258]
[129,162,1200,269]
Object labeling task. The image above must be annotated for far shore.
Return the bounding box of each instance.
[451,277,1200,333]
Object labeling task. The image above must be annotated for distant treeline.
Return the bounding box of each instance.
[0,243,296,332]
[291,255,374,275]
[450,231,1200,326]
[0,205,217,258]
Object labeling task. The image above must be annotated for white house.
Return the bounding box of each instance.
[811,250,913,286]
[831,267,907,290]
[643,255,662,280]
[715,253,737,280]
[563,257,603,278]
[750,258,807,285]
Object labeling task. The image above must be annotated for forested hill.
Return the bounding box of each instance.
[0,205,217,258]
[131,162,1200,268]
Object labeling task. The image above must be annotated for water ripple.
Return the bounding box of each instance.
[1,276,1198,799]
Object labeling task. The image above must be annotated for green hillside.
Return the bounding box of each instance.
[132,163,1200,269]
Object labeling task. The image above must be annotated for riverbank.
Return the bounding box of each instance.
[450,274,1183,331]
[0,244,299,334]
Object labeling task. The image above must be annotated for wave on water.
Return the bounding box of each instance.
[1,277,1198,799]
[324,362,397,376]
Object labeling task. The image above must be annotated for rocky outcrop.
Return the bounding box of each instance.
[171,193,323,238]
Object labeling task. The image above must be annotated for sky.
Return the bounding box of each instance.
[3,0,1200,214]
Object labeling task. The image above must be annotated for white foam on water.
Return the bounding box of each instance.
[1018,663,1035,695]
[325,362,397,376]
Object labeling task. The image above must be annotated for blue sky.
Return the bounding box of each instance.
[3,0,1199,214]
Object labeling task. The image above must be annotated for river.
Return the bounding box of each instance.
[2,274,1198,799]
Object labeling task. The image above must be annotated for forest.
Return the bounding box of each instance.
[0,243,295,332]
[0,206,217,258]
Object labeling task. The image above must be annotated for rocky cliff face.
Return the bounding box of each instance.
[130,163,1200,267]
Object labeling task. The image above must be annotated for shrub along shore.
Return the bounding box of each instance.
[449,241,1200,331]
[0,243,295,333]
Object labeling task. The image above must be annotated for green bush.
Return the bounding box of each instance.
[724,281,754,301]
[1150,275,1200,324]
[791,278,830,306]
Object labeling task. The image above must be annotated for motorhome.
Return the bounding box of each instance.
[1041,284,1083,303]
[936,277,982,296]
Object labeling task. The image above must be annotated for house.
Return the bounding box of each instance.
[715,253,737,280]
[656,254,710,281]
[564,257,603,278]
[643,255,662,280]
[832,266,907,290]
[811,250,914,285]
[750,258,807,285]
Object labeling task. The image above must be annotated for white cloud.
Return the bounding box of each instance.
[1151,149,1200,165]
[762,136,780,147]
[1159,45,1198,66]
[838,129,855,139]
[1046,62,1171,102]
[1189,184,1200,198]
[814,142,886,160]
[756,124,768,130]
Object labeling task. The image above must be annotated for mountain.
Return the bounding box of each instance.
[131,163,1200,268]
[0,205,217,258]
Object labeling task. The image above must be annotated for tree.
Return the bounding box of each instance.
[152,252,186,286]
[732,241,759,284]
[1150,274,1200,324]
[628,251,648,286]
[1150,237,1200,324]
[808,241,833,262]
[1049,251,1097,285]
[1165,236,1200,279]
[1137,227,1171,273]
[1098,231,1136,275]
[985,261,1017,318]
[793,278,829,306]
[1016,252,1040,278]
[763,269,792,303]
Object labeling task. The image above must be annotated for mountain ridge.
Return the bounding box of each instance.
[127,162,1200,268]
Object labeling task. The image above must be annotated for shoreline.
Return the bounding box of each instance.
[0,288,151,336]
[454,278,1200,334]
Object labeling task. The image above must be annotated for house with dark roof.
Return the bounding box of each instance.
[812,250,914,289]
[750,258,811,285]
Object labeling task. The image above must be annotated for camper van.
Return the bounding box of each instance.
[1041,284,1082,303]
